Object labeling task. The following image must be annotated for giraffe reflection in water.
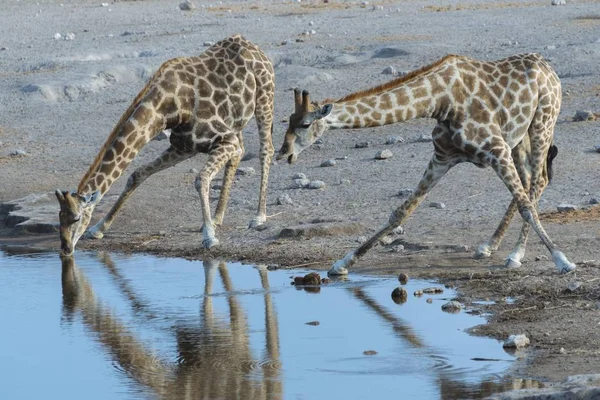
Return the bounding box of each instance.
[60,255,282,400]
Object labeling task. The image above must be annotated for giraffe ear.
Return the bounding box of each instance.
[83,191,100,207]
[317,104,333,119]
[55,189,66,202]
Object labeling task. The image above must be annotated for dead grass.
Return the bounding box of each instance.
[424,1,543,12]
[374,34,433,42]
[541,205,600,223]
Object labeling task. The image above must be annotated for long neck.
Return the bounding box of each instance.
[324,74,455,130]
[78,95,168,197]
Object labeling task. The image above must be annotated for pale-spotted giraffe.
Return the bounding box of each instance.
[56,35,275,256]
[277,53,575,275]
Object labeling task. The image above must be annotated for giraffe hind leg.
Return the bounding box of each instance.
[85,147,195,240]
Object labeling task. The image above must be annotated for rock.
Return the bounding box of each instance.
[557,204,577,212]
[545,44,557,50]
[277,194,293,205]
[382,66,397,75]
[375,149,393,159]
[416,134,433,143]
[203,41,215,47]
[65,33,75,41]
[422,287,444,294]
[392,226,405,235]
[189,168,199,174]
[354,141,369,148]
[363,350,378,356]
[54,33,62,40]
[426,298,433,304]
[235,166,255,176]
[292,172,307,180]
[566,281,581,293]
[551,0,566,5]
[397,189,413,197]
[379,236,393,246]
[441,301,463,313]
[429,202,446,209]
[589,197,599,205]
[308,180,325,189]
[385,136,404,145]
[308,21,314,26]
[391,287,408,304]
[414,290,423,297]
[10,149,27,156]
[503,334,530,349]
[211,184,222,190]
[559,347,567,354]
[292,178,310,189]
[179,0,195,10]
[296,38,305,43]
[314,138,324,145]
[398,273,409,285]
[391,244,405,252]
[357,236,367,244]
[305,321,320,326]
[320,159,336,167]
[279,222,363,239]
[303,272,321,285]
[535,254,548,261]
[310,30,317,35]
[339,179,351,185]
[454,244,469,252]
[573,110,595,121]
[321,278,331,284]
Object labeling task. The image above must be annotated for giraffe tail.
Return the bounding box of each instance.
[546,143,558,183]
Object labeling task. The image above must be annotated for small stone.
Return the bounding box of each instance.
[454,244,469,252]
[320,159,336,167]
[414,290,423,297]
[441,301,463,313]
[573,110,595,121]
[363,350,378,356]
[354,142,369,148]
[429,202,446,209]
[557,204,577,212]
[335,155,348,160]
[391,244,405,252]
[211,184,222,190]
[65,32,75,41]
[385,136,404,145]
[292,178,310,189]
[559,347,567,354]
[305,320,320,326]
[321,278,331,284]
[189,168,199,174]
[280,40,289,46]
[361,1,369,6]
[391,287,408,304]
[426,298,433,304]
[277,194,293,205]
[308,21,314,26]
[296,38,305,43]
[595,145,600,153]
[10,149,27,156]
[308,180,325,189]
[203,41,215,47]
[310,30,317,35]
[416,134,433,143]
[398,273,409,285]
[293,276,305,285]
[375,149,393,160]
[535,255,548,261]
[158,230,167,236]
[339,179,351,185]
[292,173,307,180]
[236,167,255,176]
[566,281,582,293]
[551,0,566,5]
[379,236,393,246]
[382,66,397,75]
[397,189,413,197]
[589,197,599,205]
[422,287,444,294]
[315,138,324,145]
[179,0,195,10]
[392,226,405,235]
[303,272,321,285]
[101,2,109,6]
[54,33,62,40]
[357,236,367,244]
[503,334,530,349]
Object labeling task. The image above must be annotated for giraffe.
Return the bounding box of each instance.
[276,53,576,275]
[55,34,275,256]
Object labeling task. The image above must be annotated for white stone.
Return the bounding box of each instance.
[385,136,404,145]
[429,202,446,209]
[277,194,293,205]
[320,159,336,167]
[551,0,566,5]
[416,134,433,142]
[375,149,393,159]
[65,32,75,41]
[441,301,463,313]
[308,180,325,189]
[54,33,62,40]
[203,41,215,47]
[292,178,310,189]
[503,334,530,349]
[292,172,307,180]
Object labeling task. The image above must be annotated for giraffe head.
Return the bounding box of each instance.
[276,88,332,164]
[55,189,100,256]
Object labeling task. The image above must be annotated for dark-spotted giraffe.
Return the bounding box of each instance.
[56,34,275,256]
[277,53,575,275]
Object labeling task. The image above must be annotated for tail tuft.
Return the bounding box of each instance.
[547,144,558,183]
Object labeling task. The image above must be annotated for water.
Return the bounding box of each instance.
[0,248,529,400]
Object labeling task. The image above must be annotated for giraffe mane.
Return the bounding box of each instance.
[76,62,172,193]
[331,54,459,104]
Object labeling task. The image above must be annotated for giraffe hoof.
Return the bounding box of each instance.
[553,251,576,274]
[202,237,220,249]
[474,244,492,259]
[504,258,522,269]
[248,216,266,229]
[328,266,348,276]
[84,229,104,240]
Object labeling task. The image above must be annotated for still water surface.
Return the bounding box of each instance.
[0,248,521,399]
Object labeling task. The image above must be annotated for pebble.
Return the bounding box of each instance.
[535,254,548,261]
[557,204,577,212]
[385,136,404,145]
[320,159,336,167]
[354,141,369,148]
[54,33,62,40]
[292,172,307,180]
[391,244,405,252]
[315,137,324,145]
[551,0,566,5]
[101,2,109,6]
[357,236,367,244]
[308,21,314,26]
[375,149,393,159]
[398,273,409,285]
[391,287,408,304]
[503,334,530,349]
[566,281,581,293]
[292,178,310,189]
[310,30,317,35]
[573,110,595,121]
[441,301,463,313]
[426,298,433,304]
[416,134,433,143]
[296,38,305,43]
[398,188,413,197]
[179,0,195,10]
[422,287,444,294]
[363,350,378,356]
[203,41,215,47]
[235,166,255,176]
[189,168,199,174]
[277,194,293,205]
[392,226,405,235]
[545,45,557,50]
[382,66,397,75]
[559,347,567,354]
[10,149,27,156]
[429,202,446,209]
[65,32,75,41]
[308,180,326,189]
[379,236,393,246]
[339,179,351,185]
[335,155,348,160]
[589,197,599,205]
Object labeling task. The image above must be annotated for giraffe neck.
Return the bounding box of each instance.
[324,70,455,130]
[78,98,168,197]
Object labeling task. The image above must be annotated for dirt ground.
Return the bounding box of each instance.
[1,0,600,387]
